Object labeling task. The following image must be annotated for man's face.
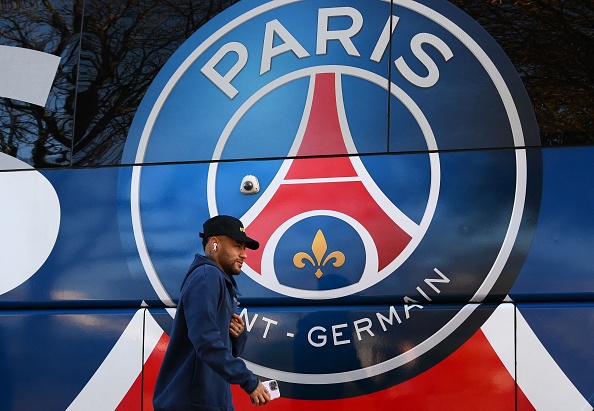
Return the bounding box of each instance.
[216,236,247,276]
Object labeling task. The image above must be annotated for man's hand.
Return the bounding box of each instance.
[250,381,271,406]
[229,313,245,338]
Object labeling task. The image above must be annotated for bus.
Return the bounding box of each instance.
[1,0,593,409]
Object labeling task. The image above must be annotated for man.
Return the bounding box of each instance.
[153,215,271,410]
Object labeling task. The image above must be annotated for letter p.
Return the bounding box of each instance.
[200,42,248,99]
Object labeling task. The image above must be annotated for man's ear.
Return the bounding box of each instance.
[210,236,219,251]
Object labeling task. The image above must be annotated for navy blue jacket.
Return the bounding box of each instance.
[153,254,259,411]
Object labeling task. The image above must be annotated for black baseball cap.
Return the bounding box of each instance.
[199,215,259,250]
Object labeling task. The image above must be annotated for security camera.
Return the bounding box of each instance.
[240,175,260,194]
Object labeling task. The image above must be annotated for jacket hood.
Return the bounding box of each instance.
[180,253,239,293]
[180,254,214,290]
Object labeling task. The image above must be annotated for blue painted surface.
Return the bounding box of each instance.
[4,146,594,305]
[511,146,594,301]
[0,309,137,410]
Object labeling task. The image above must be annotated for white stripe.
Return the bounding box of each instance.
[516,309,591,411]
[144,310,166,363]
[484,303,591,410]
[481,303,515,378]
[0,46,60,106]
[66,310,144,411]
[282,176,360,184]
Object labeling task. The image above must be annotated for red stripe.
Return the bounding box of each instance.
[116,373,142,411]
[141,332,170,411]
[295,72,348,157]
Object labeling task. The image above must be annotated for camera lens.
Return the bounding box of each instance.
[243,181,254,191]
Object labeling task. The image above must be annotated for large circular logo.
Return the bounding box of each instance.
[121,0,541,399]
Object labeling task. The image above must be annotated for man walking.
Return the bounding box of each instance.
[153,215,271,410]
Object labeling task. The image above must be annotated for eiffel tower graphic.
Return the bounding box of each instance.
[239,71,432,289]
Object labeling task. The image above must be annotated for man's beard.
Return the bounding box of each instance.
[219,249,241,276]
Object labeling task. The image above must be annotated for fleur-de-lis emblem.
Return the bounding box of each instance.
[293,230,345,279]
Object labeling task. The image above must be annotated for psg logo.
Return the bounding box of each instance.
[121,0,542,399]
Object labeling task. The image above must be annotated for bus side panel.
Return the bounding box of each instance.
[146,305,516,411]
[510,146,594,301]
[517,303,594,411]
[0,309,143,411]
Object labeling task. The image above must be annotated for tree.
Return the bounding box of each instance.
[451,0,594,145]
[1,0,593,167]
[0,0,238,167]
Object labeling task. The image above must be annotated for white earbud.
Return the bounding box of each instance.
[213,243,218,251]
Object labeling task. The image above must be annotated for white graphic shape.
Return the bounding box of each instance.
[66,310,148,410]
[0,153,60,295]
[483,303,591,411]
[0,45,60,106]
[515,309,592,411]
